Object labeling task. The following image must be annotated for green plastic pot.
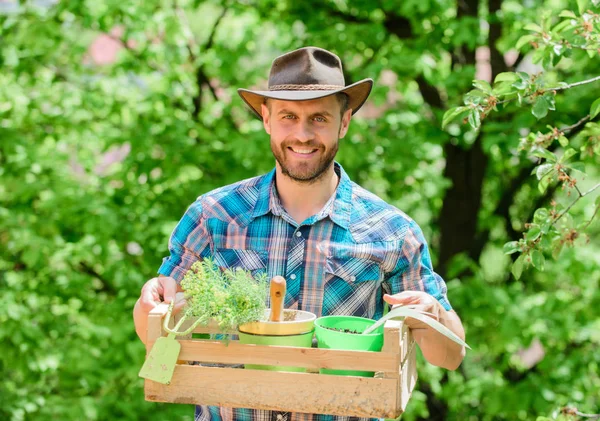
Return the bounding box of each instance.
[314,315,384,377]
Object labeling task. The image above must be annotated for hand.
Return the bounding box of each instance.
[383,291,447,330]
[138,276,186,314]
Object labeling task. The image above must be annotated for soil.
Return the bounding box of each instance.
[322,326,363,334]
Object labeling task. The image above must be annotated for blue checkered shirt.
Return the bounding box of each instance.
[158,162,451,421]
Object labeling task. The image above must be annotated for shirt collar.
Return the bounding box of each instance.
[250,162,352,230]
[251,168,275,220]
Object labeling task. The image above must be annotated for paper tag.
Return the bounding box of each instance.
[138,334,181,384]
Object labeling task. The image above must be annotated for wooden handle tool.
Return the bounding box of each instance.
[268,276,286,322]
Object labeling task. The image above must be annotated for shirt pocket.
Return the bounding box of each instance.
[322,255,382,318]
[213,248,268,278]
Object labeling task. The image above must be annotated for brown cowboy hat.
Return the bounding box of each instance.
[238,46,373,119]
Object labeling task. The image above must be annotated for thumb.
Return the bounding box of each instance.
[160,276,178,304]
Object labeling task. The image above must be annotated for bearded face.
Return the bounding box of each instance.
[262,96,351,184]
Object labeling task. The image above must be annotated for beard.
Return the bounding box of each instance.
[271,138,338,184]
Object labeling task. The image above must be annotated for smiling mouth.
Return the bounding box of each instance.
[288,147,318,155]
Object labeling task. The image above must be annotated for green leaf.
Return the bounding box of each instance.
[531,250,545,271]
[512,255,525,280]
[577,0,588,14]
[473,80,493,94]
[532,148,557,162]
[566,162,586,173]
[552,19,572,33]
[516,34,538,50]
[468,110,481,129]
[560,148,577,162]
[524,23,543,33]
[494,72,519,83]
[534,163,554,180]
[539,176,551,194]
[558,10,577,19]
[534,208,551,223]
[532,96,550,119]
[442,106,469,129]
[503,241,521,255]
[558,135,569,147]
[526,226,542,242]
[590,98,600,119]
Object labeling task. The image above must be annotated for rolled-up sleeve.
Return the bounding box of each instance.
[158,198,212,283]
[384,221,452,311]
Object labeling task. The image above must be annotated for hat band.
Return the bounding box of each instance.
[269,84,345,91]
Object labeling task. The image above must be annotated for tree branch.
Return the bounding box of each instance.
[190,6,228,118]
[552,74,600,91]
[554,182,600,224]
[416,75,444,109]
[79,262,116,295]
[488,0,508,80]
[452,0,479,68]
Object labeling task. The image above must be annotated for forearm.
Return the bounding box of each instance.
[413,310,466,370]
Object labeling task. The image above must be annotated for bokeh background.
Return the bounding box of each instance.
[1,0,599,420]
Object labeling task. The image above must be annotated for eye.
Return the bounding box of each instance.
[283,114,296,120]
[313,116,327,123]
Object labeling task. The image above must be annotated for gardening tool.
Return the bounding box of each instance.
[268,275,286,322]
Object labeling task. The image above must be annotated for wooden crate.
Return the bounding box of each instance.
[143,304,417,419]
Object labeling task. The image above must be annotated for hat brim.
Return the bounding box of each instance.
[238,78,373,120]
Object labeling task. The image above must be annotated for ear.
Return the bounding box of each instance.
[261,103,271,135]
[338,108,353,139]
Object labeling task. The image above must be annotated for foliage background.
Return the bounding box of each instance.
[1,0,599,420]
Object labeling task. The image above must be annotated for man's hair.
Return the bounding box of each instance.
[264,92,349,118]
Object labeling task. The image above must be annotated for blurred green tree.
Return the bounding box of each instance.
[0,0,598,420]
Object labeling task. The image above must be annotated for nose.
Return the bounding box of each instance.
[293,121,314,143]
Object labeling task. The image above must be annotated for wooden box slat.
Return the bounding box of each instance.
[167,340,401,372]
[143,303,417,418]
[145,366,400,418]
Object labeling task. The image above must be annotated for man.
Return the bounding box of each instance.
[134,46,466,421]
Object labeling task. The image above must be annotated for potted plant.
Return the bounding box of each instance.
[314,308,470,377]
[139,260,316,383]
[238,275,316,372]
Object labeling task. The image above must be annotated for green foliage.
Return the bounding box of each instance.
[1,0,599,420]
[180,260,268,332]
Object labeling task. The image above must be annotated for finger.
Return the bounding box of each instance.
[139,280,160,311]
[173,299,187,315]
[160,276,178,303]
[384,292,422,301]
[384,293,421,305]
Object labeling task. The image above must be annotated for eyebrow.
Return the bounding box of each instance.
[277,109,334,118]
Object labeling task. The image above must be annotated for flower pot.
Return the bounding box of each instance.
[314,315,384,377]
[238,309,316,372]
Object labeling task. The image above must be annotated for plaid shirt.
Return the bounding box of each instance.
[158,162,451,421]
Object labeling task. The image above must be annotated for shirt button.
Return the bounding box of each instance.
[350,276,356,282]
[290,274,297,280]
[295,231,302,237]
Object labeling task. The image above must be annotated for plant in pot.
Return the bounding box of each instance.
[139,260,316,383]
[314,308,470,377]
